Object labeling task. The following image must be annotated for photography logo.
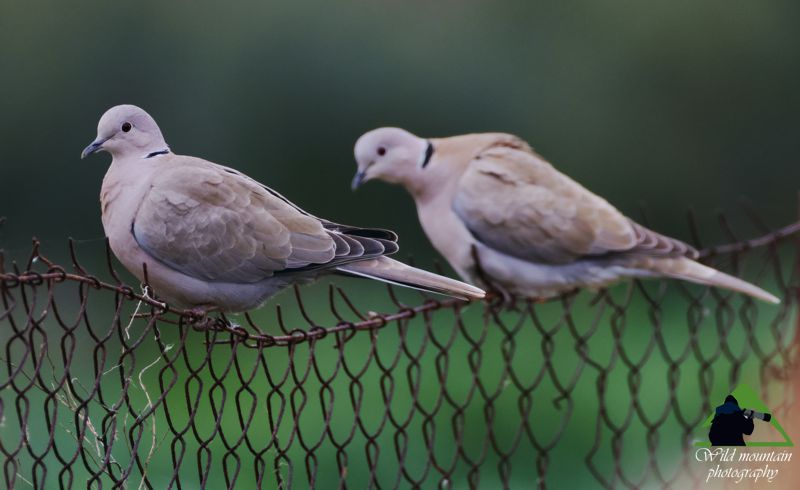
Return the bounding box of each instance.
[693,384,793,485]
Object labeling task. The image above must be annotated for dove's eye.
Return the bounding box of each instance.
[121,122,132,132]
[377,146,386,156]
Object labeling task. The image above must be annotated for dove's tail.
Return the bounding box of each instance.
[653,258,780,304]
[336,256,486,301]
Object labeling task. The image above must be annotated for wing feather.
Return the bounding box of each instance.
[133,156,399,282]
[452,141,697,264]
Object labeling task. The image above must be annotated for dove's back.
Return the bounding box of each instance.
[449,137,778,303]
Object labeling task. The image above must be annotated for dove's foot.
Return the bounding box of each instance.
[186,305,219,321]
[486,284,521,311]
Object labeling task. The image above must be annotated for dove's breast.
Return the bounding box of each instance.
[100,173,142,235]
[100,161,161,281]
[415,194,478,280]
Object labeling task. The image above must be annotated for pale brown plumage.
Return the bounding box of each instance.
[352,128,779,304]
[453,138,697,264]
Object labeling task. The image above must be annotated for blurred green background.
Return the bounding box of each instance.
[2,0,800,255]
[1,0,799,488]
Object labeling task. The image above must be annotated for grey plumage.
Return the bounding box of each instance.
[84,106,484,312]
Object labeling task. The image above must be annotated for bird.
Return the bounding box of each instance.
[81,106,484,313]
[351,128,780,304]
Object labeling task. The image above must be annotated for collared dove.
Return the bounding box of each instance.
[351,128,780,304]
[81,106,484,313]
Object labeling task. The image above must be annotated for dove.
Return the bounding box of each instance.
[351,128,780,304]
[81,106,484,313]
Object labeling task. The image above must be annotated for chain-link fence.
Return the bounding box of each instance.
[1,216,799,489]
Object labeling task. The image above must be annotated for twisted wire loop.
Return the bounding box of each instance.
[0,216,799,489]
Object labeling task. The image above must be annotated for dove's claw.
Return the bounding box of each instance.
[186,305,219,321]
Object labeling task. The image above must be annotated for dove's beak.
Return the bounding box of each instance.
[81,137,108,159]
[351,170,367,191]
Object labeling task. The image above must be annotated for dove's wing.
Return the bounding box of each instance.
[452,141,697,264]
[133,156,397,283]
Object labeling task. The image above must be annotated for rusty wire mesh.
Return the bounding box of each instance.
[1,214,799,489]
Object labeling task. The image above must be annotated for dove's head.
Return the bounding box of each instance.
[81,105,169,160]
[352,127,432,193]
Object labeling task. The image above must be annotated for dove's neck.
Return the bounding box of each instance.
[410,133,524,204]
[408,138,471,205]
[409,168,460,205]
[107,146,170,160]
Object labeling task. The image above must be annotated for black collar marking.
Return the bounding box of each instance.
[421,141,434,168]
[145,149,170,158]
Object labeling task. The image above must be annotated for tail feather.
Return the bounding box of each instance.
[657,258,780,304]
[336,257,485,301]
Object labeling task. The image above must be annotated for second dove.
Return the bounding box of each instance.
[352,128,779,304]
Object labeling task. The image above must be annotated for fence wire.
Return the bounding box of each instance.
[1,215,799,489]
